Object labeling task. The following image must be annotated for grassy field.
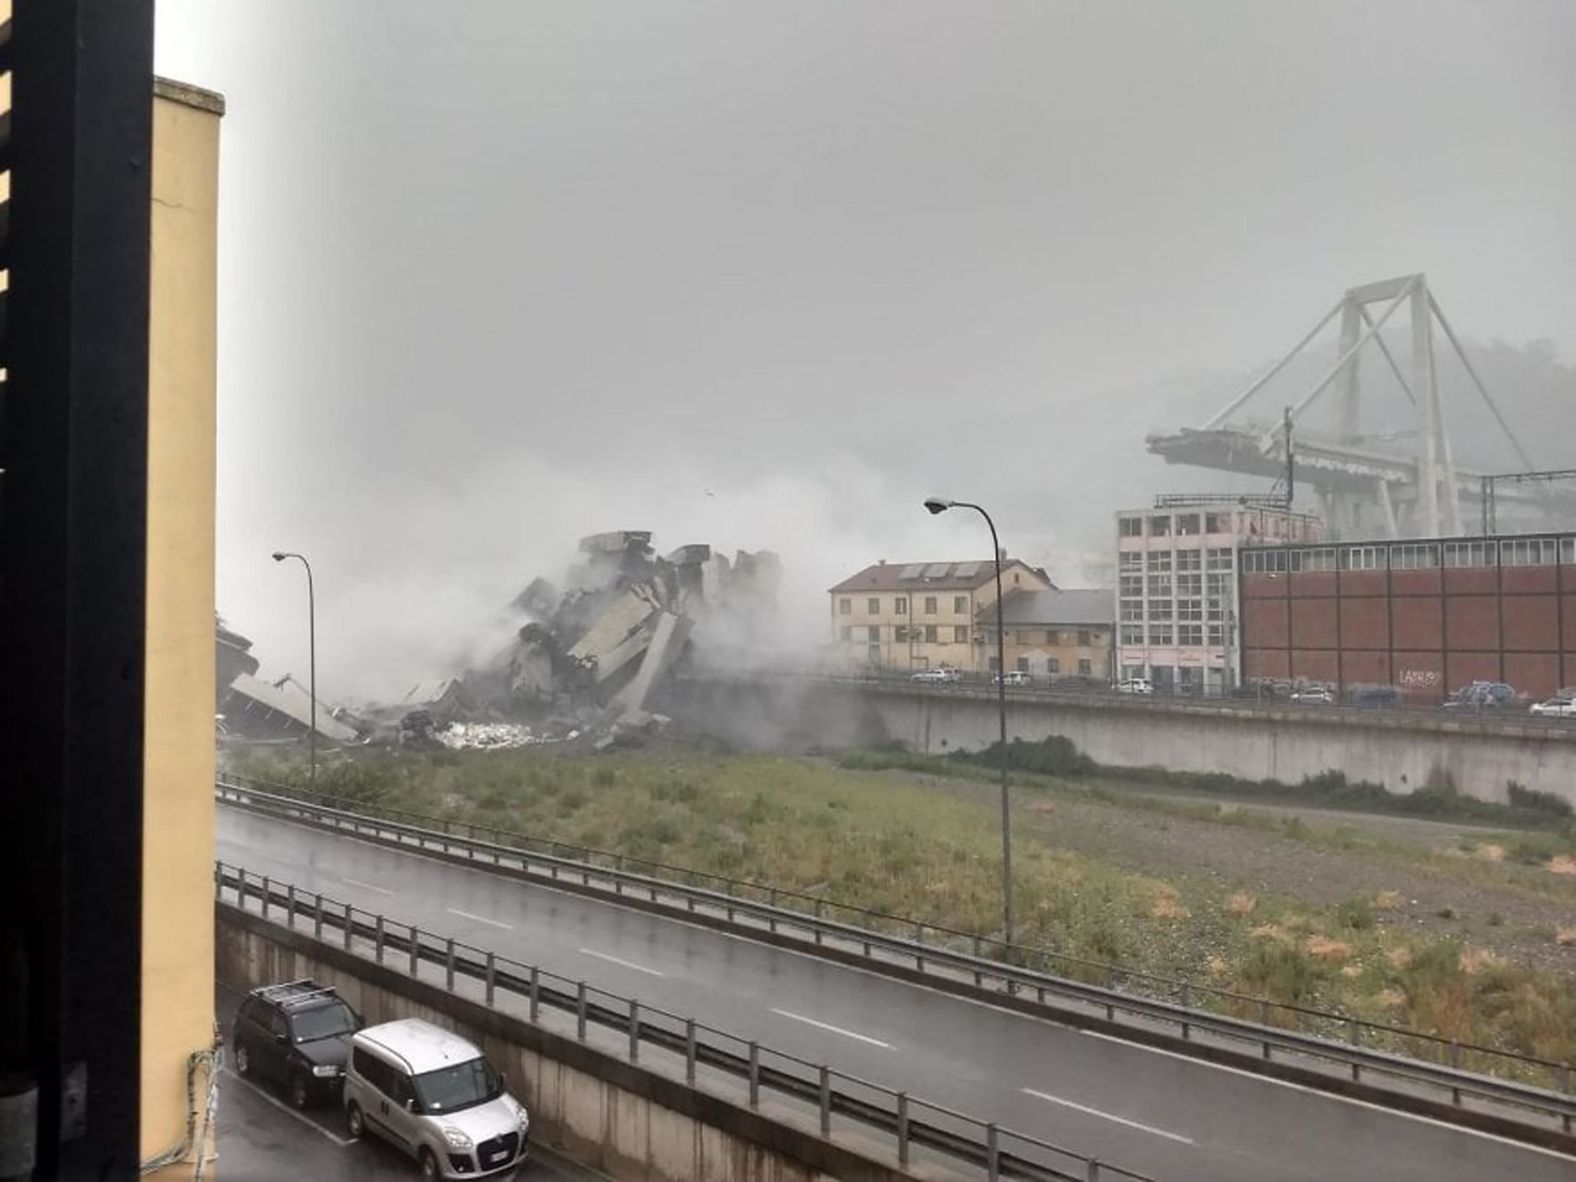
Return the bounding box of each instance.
[229,746,1576,1077]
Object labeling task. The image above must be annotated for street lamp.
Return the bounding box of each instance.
[923,496,1014,949]
[271,550,318,788]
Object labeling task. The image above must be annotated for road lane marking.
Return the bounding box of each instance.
[340,876,393,895]
[1073,1028,1576,1162]
[1022,1087,1194,1145]
[577,948,666,976]
[770,1008,891,1049]
[445,906,513,930]
[221,1068,354,1145]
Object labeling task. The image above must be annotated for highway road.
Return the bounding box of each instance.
[217,805,1574,1182]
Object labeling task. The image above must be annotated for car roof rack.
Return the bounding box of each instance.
[254,979,340,1007]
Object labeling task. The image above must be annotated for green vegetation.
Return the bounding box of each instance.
[230,746,1576,1079]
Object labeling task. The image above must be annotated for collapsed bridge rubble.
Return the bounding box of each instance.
[402,531,781,749]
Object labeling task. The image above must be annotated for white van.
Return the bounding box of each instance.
[344,1018,529,1180]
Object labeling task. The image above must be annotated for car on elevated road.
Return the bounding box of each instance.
[1116,677,1154,695]
[909,667,961,683]
[1530,694,1576,719]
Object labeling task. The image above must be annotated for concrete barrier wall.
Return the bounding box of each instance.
[216,904,930,1182]
[665,677,1576,808]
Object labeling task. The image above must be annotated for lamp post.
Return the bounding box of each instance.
[271,550,317,787]
[923,496,1013,949]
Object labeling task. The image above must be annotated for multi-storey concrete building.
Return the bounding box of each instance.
[977,589,1115,681]
[1116,498,1324,693]
[829,558,1054,673]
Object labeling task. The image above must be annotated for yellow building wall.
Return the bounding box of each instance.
[829,561,1053,672]
[141,80,224,1176]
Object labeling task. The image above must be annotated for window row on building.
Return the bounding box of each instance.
[841,624,972,643]
[1240,534,1576,574]
[1119,510,1319,540]
[837,594,972,616]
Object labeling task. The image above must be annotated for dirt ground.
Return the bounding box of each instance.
[888,768,1576,974]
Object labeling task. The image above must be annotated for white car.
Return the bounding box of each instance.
[1289,687,1335,704]
[344,1019,529,1179]
[1530,696,1576,718]
[993,670,1032,686]
[909,667,960,683]
[1116,678,1154,695]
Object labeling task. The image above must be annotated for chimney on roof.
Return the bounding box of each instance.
[997,548,1007,563]
[877,559,886,565]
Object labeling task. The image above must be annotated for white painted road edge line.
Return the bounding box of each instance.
[1075,1028,1576,1162]
[1022,1087,1195,1145]
[445,906,513,930]
[577,948,666,977]
[770,1008,892,1049]
[340,876,393,895]
[221,1068,354,1146]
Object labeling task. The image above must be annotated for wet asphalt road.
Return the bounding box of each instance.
[217,806,1576,1182]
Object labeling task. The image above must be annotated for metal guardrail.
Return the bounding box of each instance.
[216,773,1576,1106]
[216,862,1155,1182]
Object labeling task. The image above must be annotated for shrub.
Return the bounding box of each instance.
[1506,781,1573,818]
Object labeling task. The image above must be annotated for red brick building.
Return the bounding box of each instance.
[1238,533,1576,702]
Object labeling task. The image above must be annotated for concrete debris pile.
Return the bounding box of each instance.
[410,531,781,744]
[435,722,580,751]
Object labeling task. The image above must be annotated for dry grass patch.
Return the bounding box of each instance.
[1375,987,1406,1009]
[1374,890,1403,911]
[1307,937,1353,964]
[1150,886,1190,920]
[1475,843,1506,863]
[1385,946,1414,970]
[1340,964,1363,979]
[1554,926,1576,948]
[1548,855,1576,877]
[1458,947,1504,975]
[1207,955,1229,978]
[1226,891,1257,916]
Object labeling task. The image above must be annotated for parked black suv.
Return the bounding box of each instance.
[232,979,363,1108]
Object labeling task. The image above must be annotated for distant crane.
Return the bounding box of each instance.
[1146,274,1539,539]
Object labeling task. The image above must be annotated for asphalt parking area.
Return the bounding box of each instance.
[214,985,604,1181]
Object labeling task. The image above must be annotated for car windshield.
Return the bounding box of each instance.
[290,1000,358,1042]
[413,1057,502,1113]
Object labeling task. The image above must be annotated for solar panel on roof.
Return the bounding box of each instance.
[953,561,980,577]
[899,563,925,579]
[924,562,951,577]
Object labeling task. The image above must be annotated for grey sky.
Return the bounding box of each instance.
[155,1,1575,699]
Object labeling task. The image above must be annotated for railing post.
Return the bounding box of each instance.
[445,938,456,990]
[628,999,640,1061]
[286,884,296,928]
[343,902,353,949]
[1349,1017,1361,1081]
[986,1123,999,1180]
[409,926,420,976]
[485,952,496,1006]
[685,1020,697,1085]
[314,893,324,939]
[1180,982,1190,1039]
[529,966,540,1021]
[748,1042,760,1106]
[896,1092,909,1165]
[813,898,824,945]
[375,914,385,962]
[260,876,270,919]
[819,1066,831,1136]
[577,982,588,1041]
[1086,1160,1101,1182]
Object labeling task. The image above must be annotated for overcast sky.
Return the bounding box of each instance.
[155,0,1575,700]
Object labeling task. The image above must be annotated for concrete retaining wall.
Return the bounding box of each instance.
[665,677,1576,808]
[215,904,930,1182]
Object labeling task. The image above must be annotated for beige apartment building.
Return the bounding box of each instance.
[829,558,1054,672]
